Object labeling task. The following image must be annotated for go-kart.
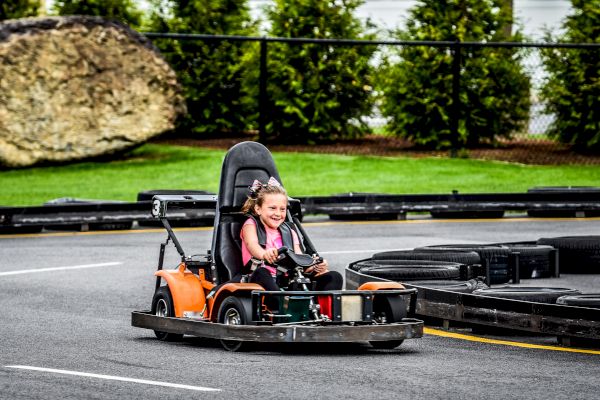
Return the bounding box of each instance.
[131,141,423,351]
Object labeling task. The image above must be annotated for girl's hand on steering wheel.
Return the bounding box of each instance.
[311,258,329,276]
[262,248,278,264]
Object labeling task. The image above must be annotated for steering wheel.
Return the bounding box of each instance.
[273,247,318,271]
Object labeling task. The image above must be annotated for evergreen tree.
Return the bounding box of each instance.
[1,0,40,20]
[262,0,376,143]
[378,0,530,148]
[148,0,257,136]
[540,0,600,151]
[53,0,142,28]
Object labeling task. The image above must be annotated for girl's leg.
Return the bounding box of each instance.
[249,267,279,291]
[249,267,279,309]
[313,271,343,291]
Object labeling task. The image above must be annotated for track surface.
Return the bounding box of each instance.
[1,216,600,399]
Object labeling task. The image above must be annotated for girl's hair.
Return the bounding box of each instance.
[241,183,287,215]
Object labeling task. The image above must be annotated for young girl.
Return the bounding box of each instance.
[240,177,342,294]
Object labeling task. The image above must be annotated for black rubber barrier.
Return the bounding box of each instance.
[2,188,600,233]
[345,264,600,340]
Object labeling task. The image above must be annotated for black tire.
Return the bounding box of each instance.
[370,295,406,349]
[373,250,481,266]
[472,287,581,304]
[493,242,555,278]
[416,244,511,284]
[218,296,253,352]
[527,187,600,218]
[430,210,504,219]
[404,279,489,293]
[151,286,184,342]
[355,260,462,281]
[537,236,600,273]
[556,294,600,309]
[329,213,401,221]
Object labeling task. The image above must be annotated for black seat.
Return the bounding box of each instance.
[212,142,283,283]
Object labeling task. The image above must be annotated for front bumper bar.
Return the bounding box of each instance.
[131,311,423,343]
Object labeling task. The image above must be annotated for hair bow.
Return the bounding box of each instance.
[248,177,281,197]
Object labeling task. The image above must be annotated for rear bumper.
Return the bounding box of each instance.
[132,311,423,343]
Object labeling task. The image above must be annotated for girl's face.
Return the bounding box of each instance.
[255,193,287,229]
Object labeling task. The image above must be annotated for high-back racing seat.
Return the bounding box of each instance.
[212,141,308,284]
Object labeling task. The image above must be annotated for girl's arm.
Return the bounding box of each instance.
[241,223,278,264]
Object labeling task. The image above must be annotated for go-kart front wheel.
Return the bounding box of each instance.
[369,295,406,349]
[151,286,183,342]
[218,296,253,352]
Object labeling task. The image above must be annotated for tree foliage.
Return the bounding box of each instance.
[148,0,257,136]
[0,0,40,20]
[261,0,376,143]
[52,0,142,28]
[540,0,600,151]
[378,0,531,148]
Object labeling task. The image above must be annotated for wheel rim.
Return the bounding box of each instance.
[155,298,168,317]
[223,308,242,325]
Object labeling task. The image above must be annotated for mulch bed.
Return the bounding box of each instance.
[152,133,600,165]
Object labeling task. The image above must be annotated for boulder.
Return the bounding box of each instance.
[0,16,186,167]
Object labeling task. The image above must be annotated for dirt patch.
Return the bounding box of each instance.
[152,133,600,165]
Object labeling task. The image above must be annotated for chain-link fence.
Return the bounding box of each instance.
[145,33,600,165]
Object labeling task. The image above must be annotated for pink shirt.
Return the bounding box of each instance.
[241,218,300,276]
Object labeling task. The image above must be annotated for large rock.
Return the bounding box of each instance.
[0,16,186,167]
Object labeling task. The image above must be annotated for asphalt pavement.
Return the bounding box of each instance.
[1,216,599,399]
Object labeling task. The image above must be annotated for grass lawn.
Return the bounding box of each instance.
[1,143,600,206]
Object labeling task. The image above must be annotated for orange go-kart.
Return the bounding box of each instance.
[132,142,423,351]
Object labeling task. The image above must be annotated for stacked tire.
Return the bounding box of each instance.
[472,287,581,304]
[537,236,600,274]
[492,242,557,279]
[351,249,488,293]
[415,244,513,284]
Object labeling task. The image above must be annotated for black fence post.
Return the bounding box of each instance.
[450,40,462,158]
[258,37,268,143]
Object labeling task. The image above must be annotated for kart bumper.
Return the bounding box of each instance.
[132,311,423,343]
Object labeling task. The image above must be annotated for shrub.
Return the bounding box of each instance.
[1,0,40,20]
[261,0,376,143]
[378,0,531,149]
[148,0,257,136]
[540,0,600,151]
[52,0,142,28]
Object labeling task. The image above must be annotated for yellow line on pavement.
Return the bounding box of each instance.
[424,327,600,355]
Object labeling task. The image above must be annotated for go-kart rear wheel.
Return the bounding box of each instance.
[370,295,406,349]
[218,296,253,352]
[151,286,183,342]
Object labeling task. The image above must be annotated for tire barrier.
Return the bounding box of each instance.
[556,294,600,309]
[429,210,505,219]
[4,187,600,233]
[537,236,600,273]
[351,259,463,281]
[373,249,481,266]
[527,187,600,218]
[346,264,600,341]
[415,244,515,285]
[492,242,558,279]
[403,279,489,294]
[472,287,582,304]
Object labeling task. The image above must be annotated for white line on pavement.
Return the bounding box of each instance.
[0,262,123,277]
[5,365,221,392]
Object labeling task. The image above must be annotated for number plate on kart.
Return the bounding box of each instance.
[341,295,363,321]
